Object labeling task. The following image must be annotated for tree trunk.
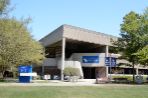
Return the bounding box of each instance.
[0,66,7,79]
[0,71,5,79]
[132,61,135,83]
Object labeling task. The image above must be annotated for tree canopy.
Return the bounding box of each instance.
[115,7,148,65]
[0,0,44,76]
[114,7,148,82]
[134,45,148,66]
[0,0,10,16]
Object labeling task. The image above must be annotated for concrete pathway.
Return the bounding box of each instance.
[0,79,143,87]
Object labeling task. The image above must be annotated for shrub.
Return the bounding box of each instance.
[0,79,6,82]
[112,75,133,81]
[112,75,148,82]
[141,75,148,82]
[64,67,80,76]
[33,75,41,80]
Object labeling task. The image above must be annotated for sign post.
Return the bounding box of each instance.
[105,57,116,81]
[109,57,112,80]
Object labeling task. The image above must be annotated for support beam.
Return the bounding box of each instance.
[105,45,109,57]
[42,65,44,76]
[136,68,139,75]
[106,66,108,78]
[61,37,66,80]
[105,45,109,78]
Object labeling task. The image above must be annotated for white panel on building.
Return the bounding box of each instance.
[43,58,57,66]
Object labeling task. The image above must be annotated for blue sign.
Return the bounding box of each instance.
[82,56,99,63]
[111,57,116,66]
[18,66,32,73]
[105,57,116,67]
[18,65,32,83]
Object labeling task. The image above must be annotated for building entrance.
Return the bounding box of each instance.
[82,67,96,79]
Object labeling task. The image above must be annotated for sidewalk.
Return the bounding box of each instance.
[0,79,139,87]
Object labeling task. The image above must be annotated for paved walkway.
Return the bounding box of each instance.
[0,79,143,87]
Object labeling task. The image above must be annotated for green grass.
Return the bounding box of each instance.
[0,86,148,98]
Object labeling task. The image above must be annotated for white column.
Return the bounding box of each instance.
[136,68,139,75]
[105,45,109,57]
[105,45,109,78]
[106,66,108,78]
[61,37,66,80]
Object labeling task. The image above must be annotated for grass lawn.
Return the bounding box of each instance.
[0,86,148,98]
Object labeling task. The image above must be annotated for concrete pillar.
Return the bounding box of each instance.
[42,65,44,76]
[105,45,109,57]
[106,66,108,78]
[61,37,66,80]
[136,68,139,75]
[105,45,109,78]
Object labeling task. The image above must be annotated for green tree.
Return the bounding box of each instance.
[0,18,45,78]
[134,8,148,66]
[114,8,148,82]
[0,0,44,78]
[0,0,10,16]
[134,46,148,66]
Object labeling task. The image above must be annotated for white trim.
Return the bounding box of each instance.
[20,73,37,76]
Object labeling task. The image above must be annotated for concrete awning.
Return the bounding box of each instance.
[40,24,118,47]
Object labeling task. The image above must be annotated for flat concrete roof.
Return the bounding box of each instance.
[40,24,118,47]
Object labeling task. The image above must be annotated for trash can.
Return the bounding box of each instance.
[135,75,143,84]
[18,65,32,83]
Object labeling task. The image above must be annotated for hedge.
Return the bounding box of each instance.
[112,75,148,82]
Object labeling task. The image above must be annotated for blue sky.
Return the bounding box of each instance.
[11,0,148,40]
